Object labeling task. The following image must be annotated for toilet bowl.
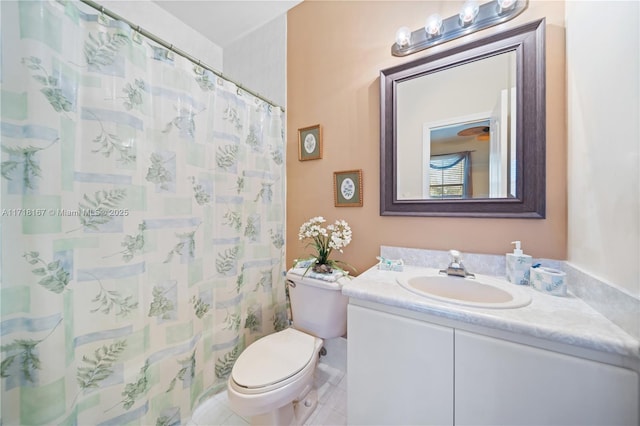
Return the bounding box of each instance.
[227,270,349,426]
[227,328,323,425]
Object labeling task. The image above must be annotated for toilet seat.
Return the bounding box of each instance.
[231,328,318,394]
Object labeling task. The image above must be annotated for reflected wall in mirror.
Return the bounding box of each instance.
[381,19,546,218]
[397,51,516,200]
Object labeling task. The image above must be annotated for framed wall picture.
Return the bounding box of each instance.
[298,124,322,161]
[334,169,363,207]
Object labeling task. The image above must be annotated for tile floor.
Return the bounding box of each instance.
[188,337,348,426]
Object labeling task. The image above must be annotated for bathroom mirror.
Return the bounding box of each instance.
[380,19,545,218]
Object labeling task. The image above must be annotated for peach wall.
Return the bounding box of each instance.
[287,0,567,275]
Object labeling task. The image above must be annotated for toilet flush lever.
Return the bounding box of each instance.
[286,279,296,288]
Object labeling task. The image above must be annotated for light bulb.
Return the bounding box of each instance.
[497,0,516,13]
[424,14,443,37]
[459,1,479,25]
[395,26,412,48]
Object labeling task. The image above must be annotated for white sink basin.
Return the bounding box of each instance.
[397,269,531,309]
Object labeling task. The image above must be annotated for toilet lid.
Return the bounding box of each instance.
[231,328,317,389]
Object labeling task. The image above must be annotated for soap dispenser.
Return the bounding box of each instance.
[506,241,533,285]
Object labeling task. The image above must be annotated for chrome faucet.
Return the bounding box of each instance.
[440,250,475,278]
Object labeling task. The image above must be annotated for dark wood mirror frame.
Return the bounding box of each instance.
[380,19,546,218]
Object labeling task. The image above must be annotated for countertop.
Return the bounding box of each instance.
[342,265,640,361]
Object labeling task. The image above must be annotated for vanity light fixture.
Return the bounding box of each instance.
[392,0,528,57]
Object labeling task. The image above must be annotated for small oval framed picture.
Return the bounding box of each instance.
[298,124,322,161]
[334,169,363,207]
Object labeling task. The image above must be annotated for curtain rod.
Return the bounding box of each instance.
[79,0,285,113]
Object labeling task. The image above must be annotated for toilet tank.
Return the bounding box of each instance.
[285,270,349,339]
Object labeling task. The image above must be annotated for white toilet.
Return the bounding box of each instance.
[227,269,349,425]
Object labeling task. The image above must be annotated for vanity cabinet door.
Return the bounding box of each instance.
[347,304,454,425]
[454,330,639,426]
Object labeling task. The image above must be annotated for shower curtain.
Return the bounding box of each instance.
[0,1,287,424]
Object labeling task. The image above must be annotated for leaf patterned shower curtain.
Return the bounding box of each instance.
[0,1,288,424]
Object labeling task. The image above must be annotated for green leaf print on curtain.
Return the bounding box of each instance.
[1,138,59,189]
[76,340,128,391]
[21,57,74,113]
[0,1,286,425]
[1,318,63,384]
[84,31,130,69]
[23,251,71,294]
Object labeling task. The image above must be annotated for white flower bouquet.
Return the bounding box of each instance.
[297,216,353,274]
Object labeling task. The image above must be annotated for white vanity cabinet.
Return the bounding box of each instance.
[455,329,639,425]
[347,304,454,425]
[347,301,639,426]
